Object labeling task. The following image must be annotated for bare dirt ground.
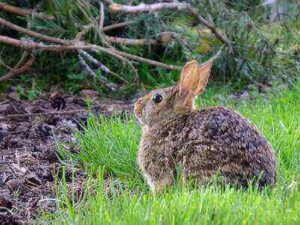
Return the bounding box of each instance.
[0,90,133,224]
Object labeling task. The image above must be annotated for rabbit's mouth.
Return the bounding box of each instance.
[134,106,142,119]
[134,108,146,126]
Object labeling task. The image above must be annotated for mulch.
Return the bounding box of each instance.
[0,90,134,224]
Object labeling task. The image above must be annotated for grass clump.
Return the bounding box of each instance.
[43,81,300,225]
[43,184,300,225]
[74,115,141,181]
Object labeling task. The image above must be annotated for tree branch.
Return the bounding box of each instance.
[74,20,137,40]
[74,24,94,41]
[78,54,116,90]
[0,17,173,61]
[2,31,182,72]
[98,1,105,29]
[15,51,29,68]
[0,16,171,60]
[0,2,54,20]
[79,50,128,83]
[109,48,182,71]
[0,16,184,72]
[0,35,83,51]
[105,36,158,45]
[107,1,190,13]
[0,18,68,45]
[105,1,231,47]
[102,21,135,32]
[0,55,35,82]
[0,34,182,71]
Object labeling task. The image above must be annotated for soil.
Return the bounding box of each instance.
[0,90,134,224]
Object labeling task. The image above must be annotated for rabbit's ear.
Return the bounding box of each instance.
[174,60,212,114]
[178,60,212,95]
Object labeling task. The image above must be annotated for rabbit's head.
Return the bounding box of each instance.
[134,60,212,126]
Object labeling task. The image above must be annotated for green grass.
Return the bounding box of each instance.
[40,81,300,225]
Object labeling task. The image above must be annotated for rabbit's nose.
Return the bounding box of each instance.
[135,93,153,115]
[134,99,144,116]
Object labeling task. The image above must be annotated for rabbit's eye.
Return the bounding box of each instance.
[152,93,163,103]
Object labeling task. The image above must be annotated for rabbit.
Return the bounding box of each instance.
[134,59,277,192]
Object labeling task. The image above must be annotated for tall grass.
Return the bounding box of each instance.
[74,115,141,182]
[41,81,300,224]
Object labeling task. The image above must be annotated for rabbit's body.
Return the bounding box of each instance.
[135,60,277,192]
[138,106,277,191]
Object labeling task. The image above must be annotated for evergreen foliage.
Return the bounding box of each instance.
[0,0,299,92]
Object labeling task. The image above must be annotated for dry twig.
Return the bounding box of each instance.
[0,55,35,82]
[105,36,158,45]
[102,21,135,32]
[79,50,128,83]
[79,50,110,73]
[99,1,105,29]
[0,35,83,51]
[74,24,94,41]
[109,48,182,70]
[75,20,136,40]
[0,2,54,20]
[78,54,97,77]
[78,54,116,90]
[0,18,68,45]
[14,51,29,68]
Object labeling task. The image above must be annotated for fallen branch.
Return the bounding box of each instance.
[0,17,183,72]
[0,2,54,20]
[79,50,110,73]
[102,21,135,32]
[75,25,163,46]
[79,50,128,83]
[99,1,105,29]
[0,18,68,45]
[15,51,29,68]
[105,1,231,47]
[78,54,116,90]
[0,35,83,51]
[75,21,136,40]
[0,55,35,82]
[2,15,138,80]
[0,17,180,71]
[0,35,183,71]
[107,1,190,13]
[105,36,158,45]
[78,54,97,77]
[109,48,182,71]
[74,24,94,41]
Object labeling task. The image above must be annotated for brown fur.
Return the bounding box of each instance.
[134,61,277,192]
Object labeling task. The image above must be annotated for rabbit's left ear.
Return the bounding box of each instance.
[178,60,212,96]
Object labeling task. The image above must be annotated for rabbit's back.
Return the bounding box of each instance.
[181,106,277,187]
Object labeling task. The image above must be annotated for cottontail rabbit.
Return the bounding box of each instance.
[134,60,277,192]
